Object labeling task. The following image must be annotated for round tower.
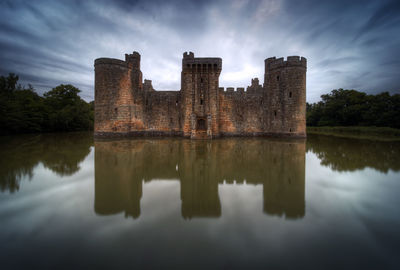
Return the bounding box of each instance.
[94,57,136,136]
[264,56,307,137]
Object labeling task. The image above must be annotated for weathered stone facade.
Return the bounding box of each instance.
[94,51,307,138]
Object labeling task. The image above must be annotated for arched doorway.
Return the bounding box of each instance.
[197,118,206,130]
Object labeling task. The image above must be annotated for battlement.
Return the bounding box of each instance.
[219,87,246,94]
[183,51,194,58]
[265,56,307,71]
[143,79,154,91]
[251,78,260,87]
[125,51,140,61]
[94,52,142,70]
[125,51,141,69]
[219,77,263,95]
[94,58,128,68]
[182,52,222,72]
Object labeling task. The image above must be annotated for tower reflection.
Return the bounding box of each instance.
[94,138,306,219]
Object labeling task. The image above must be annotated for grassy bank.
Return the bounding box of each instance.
[307,126,400,141]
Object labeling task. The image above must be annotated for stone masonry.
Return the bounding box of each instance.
[94,51,307,139]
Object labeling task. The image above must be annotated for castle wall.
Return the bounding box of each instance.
[218,89,267,136]
[143,91,182,135]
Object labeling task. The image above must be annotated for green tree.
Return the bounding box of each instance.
[0,74,94,134]
[44,84,93,131]
[0,74,46,134]
[307,89,400,128]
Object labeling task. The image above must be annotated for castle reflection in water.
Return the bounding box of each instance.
[94,138,306,219]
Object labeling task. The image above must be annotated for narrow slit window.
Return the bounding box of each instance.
[277,75,280,81]
[274,110,277,117]
[289,92,292,98]
[200,99,203,105]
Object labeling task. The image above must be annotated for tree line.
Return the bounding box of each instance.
[0,73,93,135]
[1,73,399,134]
[307,89,400,128]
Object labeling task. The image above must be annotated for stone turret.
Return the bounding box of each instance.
[94,52,145,136]
[264,56,307,137]
[246,77,263,94]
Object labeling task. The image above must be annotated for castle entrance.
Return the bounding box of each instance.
[197,118,206,130]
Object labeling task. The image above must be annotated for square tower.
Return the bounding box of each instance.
[181,52,222,138]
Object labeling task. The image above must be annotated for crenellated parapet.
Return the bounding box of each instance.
[182,52,222,73]
[183,51,194,58]
[219,80,262,96]
[125,51,141,70]
[265,56,307,72]
[94,58,129,68]
[219,87,247,94]
[247,77,263,94]
[94,51,142,71]
[143,79,154,91]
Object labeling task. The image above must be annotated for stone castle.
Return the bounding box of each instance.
[94,51,307,138]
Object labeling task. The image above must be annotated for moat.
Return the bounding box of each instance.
[0,133,399,269]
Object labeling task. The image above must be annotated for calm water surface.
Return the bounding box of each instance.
[0,133,399,269]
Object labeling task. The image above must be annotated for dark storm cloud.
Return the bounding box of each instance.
[356,0,400,39]
[0,0,399,102]
[278,0,400,100]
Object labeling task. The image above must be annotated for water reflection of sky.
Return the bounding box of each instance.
[0,134,399,269]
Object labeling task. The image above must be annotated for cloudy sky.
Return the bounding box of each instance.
[0,0,399,102]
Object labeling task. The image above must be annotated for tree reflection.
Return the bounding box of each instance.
[0,132,93,193]
[307,134,400,173]
[94,138,306,219]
